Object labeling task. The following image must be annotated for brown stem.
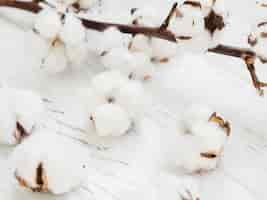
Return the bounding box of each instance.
[80,18,177,42]
[159,2,178,30]
[245,59,267,96]
[0,0,41,13]
[208,44,256,59]
[209,45,267,94]
[1,0,267,94]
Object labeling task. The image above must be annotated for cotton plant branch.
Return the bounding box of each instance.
[209,44,267,95]
[1,0,267,95]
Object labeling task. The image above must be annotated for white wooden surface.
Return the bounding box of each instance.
[0,0,266,199]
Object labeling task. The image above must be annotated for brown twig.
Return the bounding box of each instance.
[0,0,41,13]
[159,2,178,30]
[80,18,177,42]
[208,45,267,95]
[1,0,267,94]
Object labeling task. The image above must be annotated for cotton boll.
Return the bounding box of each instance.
[192,121,228,151]
[11,131,88,194]
[174,134,220,173]
[176,105,230,173]
[59,14,86,46]
[170,1,226,52]
[12,89,44,134]
[41,41,68,74]
[169,4,205,38]
[90,70,128,98]
[66,43,88,66]
[92,103,131,137]
[34,9,62,40]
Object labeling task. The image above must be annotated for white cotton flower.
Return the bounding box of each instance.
[90,70,128,98]
[34,9,62,40]
[65,43,88,66]
[12,89,44,134]
[84,70,147,137]
[41,41,68,74]
[0,92,17,145]
[11,131,88,194]
[92,103,131,137]
[59,14,86,46]
[176,105,230,173]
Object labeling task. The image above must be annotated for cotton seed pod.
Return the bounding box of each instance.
[92,103,132,137]
[34,9,62,40]
[176,105,231,173]
[11,131,88,194]
[59,14,86,46]
[41,41,68,74]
